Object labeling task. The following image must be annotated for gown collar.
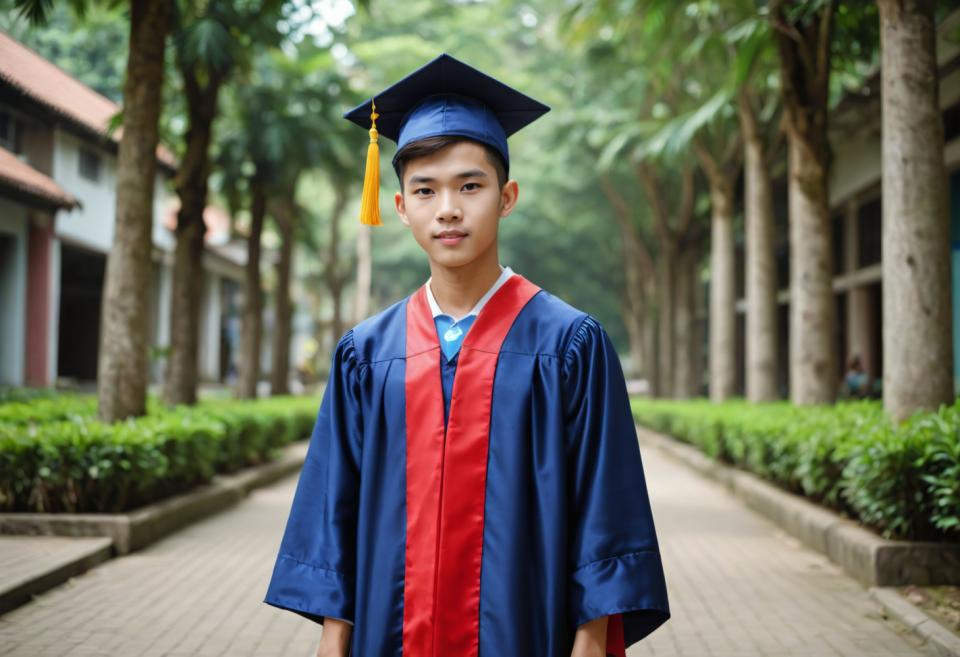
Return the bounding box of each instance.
[426,265,515,321]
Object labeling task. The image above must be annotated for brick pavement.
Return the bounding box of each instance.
[632,435,935,657]
[0,435,939,657]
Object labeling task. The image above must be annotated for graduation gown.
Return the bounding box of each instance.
[263,273,670,657]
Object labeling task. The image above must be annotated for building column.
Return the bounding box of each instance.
[25,214,54,386]
[47,235,61,385]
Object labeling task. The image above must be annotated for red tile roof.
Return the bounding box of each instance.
[0,145,79,209]
[0,30,177,170]
[163,199,233,245]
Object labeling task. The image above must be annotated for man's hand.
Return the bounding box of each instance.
[316,617,352,657]
[571,614,609,657]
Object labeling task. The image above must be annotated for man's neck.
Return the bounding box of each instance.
[428,252,502,319]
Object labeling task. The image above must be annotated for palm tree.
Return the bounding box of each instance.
[217,54,305,399]
[163,0,283,406]
[768,0,838,405]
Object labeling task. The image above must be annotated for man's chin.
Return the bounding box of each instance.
[429,252,479,270]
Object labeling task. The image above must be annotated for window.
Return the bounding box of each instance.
[857,196,882,268]
[79,147,101,182]
[0,110,23,153]
[943,101,960,144]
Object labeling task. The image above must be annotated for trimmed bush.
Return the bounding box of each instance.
[0,394,319,513]
[631,397,960,542]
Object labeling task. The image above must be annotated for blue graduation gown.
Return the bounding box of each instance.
[263,273,670,657]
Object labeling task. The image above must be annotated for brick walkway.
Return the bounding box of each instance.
[633,436,934,657]
[0,436,938,657]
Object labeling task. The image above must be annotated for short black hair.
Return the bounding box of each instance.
[393,135,508,192]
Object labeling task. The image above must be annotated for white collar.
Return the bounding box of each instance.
[426,265,514,321]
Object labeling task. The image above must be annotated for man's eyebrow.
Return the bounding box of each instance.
[408,174,435,184]
[455,169,488,179]
[407,169,489,185]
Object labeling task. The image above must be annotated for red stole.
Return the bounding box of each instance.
[402,273,625,657]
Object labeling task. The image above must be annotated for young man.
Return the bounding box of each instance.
[263,53,670,657]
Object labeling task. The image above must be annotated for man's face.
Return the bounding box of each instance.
[394,140,519,270]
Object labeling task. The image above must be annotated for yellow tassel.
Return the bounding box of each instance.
[359,99,382,226]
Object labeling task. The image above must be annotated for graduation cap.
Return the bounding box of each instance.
[343,53,551,226]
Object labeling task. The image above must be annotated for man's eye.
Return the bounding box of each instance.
[414,187,433,196]
[462,182,480,191]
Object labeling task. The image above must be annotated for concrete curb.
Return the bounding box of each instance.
[0,536,113,615]
[637,426,960,587]
[869,587,960,657]
[0,441,307,615]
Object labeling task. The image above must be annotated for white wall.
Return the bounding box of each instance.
[51,129,116,252]
[198,271,222,382]
[829,66,960,208]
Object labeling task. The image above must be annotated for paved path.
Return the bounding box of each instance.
[0,436,938,657]
[632,437,934,657]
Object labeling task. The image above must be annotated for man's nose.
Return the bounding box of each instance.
[436,189,462,221]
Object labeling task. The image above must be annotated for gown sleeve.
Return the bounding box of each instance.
[263,328,364,626]
[562,315,670,653]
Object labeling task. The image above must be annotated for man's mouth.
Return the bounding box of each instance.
[435,230,468,245]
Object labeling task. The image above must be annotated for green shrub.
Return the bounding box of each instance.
[631,397,960,541]
[0,394,318,513]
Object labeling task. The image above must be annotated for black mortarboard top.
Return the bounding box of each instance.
[343,53,550,226]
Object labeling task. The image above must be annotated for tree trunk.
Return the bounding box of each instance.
[96,0,170,422]
[707,181,736,402]
[325,186,349,344]
[691,248,706,396]
[599,174,656,384]
[634,163,696,398]
[270,187,297,395]
[878,0,954,421]
[622,256,648,379]
[656,246,676,397]
[237,177,266,399]
[163,78,220,406]
[164,204,205,405]
[622,302,643,378]
[642,296,659,396]
[771,0,838,405]
[693,137,740,403]
[674,243,700,398]
[787,136,836,404]
[354,224,372,324]
[739,94,779,402]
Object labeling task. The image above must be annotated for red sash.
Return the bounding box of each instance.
[402,273,625,657]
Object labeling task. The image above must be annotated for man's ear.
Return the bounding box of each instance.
[499,180,519,217]
[395,191,411,226]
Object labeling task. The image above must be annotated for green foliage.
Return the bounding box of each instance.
[631,397,960,541]
[0,394,317,513]
[1,1,128,102]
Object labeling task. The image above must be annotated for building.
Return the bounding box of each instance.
[733,11,960,398]
[0,31,251,390]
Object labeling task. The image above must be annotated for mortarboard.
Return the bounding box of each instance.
[343,53,550,226]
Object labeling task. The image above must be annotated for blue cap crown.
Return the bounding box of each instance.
[395,93,509,170]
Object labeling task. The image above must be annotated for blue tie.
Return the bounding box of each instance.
[434,315,477,362]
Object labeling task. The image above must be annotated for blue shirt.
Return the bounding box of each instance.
[426,265,515,362]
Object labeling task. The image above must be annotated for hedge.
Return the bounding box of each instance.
[0,394,318,513]
[631,397,960,542]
